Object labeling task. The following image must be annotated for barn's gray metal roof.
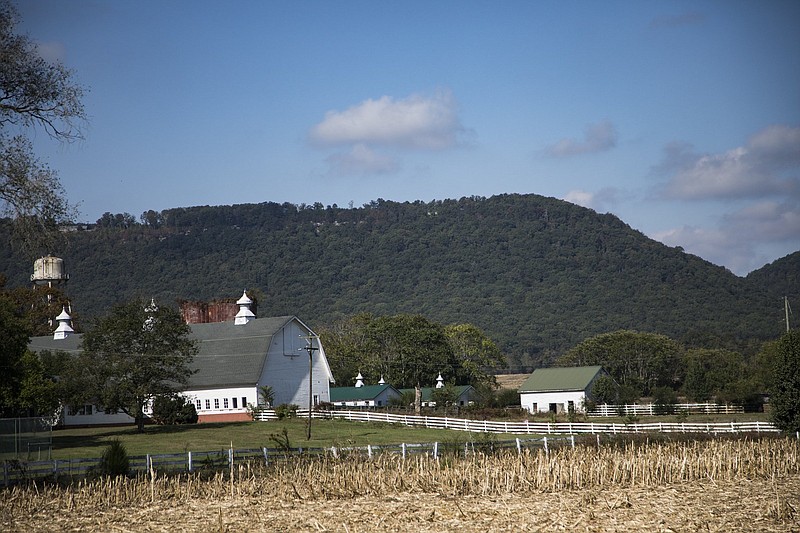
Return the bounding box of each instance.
[188,316,294,389]
[27,316,297,389]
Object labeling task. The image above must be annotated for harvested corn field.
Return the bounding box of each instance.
[3,438,799,532]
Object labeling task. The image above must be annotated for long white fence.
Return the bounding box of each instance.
[255,409,778,435]
[588,402,745,417]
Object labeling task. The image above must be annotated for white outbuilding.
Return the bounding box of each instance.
[519,365,607,414]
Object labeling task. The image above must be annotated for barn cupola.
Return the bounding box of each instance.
[354,372,365,388]
[435,373,444,388]
[234,290,255,325]
[53,306,74,340]
[143,298,158,331]
[378,375,386,385]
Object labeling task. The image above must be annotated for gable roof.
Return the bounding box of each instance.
[27,315,330,389]
[188,315,295,389]
[329,384,399,402]
[519,366,605,393]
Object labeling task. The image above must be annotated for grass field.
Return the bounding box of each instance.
[46,411,775,460]
[49,418,493,459]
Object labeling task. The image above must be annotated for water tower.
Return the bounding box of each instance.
[31,255,69,288]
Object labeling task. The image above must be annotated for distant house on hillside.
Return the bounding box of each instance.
[518,365,606,414]
[28,292,335,426]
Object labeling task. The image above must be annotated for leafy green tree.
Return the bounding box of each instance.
[0,290,30,416]
[558,330,682,396]
[444,323,507,387]
[77,299,197,432]
[769,330,800,433]
[431,383,460,415]
[589,374,619,405]
[1,1,84,253]
[652,386,678,415]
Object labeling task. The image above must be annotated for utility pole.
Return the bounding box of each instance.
[301,334,319,440]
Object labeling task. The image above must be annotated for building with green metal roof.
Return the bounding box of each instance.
[518,365,606,414]
[329,384,400,407]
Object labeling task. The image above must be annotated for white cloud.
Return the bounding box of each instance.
[309,89,465,150]
[545,120,617,158]
[651,200,800,275]
[563,187,619,212]
[659,124,800,200]
[325,144,400,176]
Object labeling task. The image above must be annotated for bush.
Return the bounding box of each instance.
[152,394,198,425]
[98,439,129,477]
[652,386,678,415]
[274,403,298,419]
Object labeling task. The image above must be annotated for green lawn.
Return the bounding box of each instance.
[48,418,486,459]
[41,411,774,460]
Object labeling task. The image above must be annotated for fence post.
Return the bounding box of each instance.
[570,435,575,449]
[228,447,233,466]
[262,447,269,466]
[543,437,548,455]
[188,451,193,472]
[368,444,373,459]
[146,454,151,473]
[401,443,406,459]
[596,434,600,448]
[433,442,438,459]
[516,438,521,455]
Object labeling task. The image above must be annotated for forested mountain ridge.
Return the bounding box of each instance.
[1,194,795,370]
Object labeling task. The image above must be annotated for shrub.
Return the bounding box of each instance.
[274,403,298,419]
[98,439,129,477]
[652,386,678,415]
[152,394,198,425]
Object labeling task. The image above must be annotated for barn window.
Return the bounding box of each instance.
[214,399,220,409]
[242,396,247,407]
[205,399,210,410]
[195,400,202,411]
[232,398,238,409]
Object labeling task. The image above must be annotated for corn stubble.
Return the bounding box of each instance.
[3,438,799,532]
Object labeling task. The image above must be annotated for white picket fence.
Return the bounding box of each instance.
[255,409,778,435]
[588,403,745,417]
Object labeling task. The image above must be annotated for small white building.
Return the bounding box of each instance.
[519,365,606,414]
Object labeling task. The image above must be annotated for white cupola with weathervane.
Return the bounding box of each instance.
[435,373,445,388]
[354,372,365,388]
[234,290,255,325]
[53,306,74,340]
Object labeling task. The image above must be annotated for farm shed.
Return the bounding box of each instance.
[519,365,606,414]
[329,384,401,407]
[28,295,335,426]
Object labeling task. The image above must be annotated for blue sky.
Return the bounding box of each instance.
[16,0,800,275]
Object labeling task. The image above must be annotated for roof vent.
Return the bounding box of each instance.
[234,290,255,325]
[53,306,74,340]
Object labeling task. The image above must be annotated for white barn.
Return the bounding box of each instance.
[28,297,335,426]
[519,365,606,414]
